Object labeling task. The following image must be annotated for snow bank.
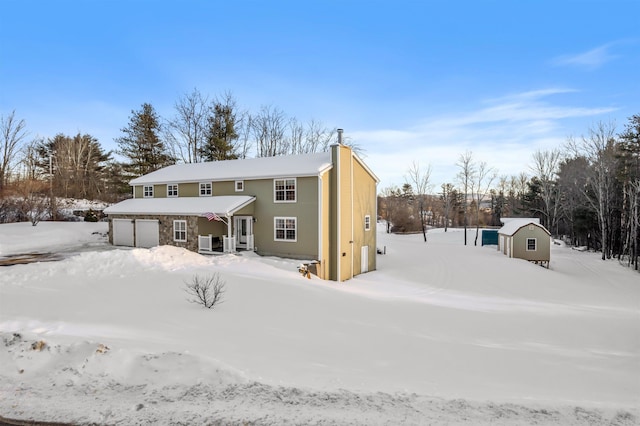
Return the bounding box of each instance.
[0,223,639,424]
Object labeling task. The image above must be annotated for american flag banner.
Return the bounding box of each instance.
[205,212,222,222]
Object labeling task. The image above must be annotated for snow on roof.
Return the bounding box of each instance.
[130,152,333,185]
[103,196,256,216]
[498,219,549,237]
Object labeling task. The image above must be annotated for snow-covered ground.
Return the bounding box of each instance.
[0,222,638,425]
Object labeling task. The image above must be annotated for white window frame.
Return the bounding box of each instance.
[167,184,178,197]
[274,216,297,242]
[364,215,371,231]
[199,182,212,197]
[526,238,537,251]
[143,185,154,198]
[274,178,296,203]
[173,220,187,242]
[235,180,244,192]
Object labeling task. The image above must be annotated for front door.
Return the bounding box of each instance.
[235,216,253,248]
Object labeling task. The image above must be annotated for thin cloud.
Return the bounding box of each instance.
[357,89,618,188]
[553,44,618,69]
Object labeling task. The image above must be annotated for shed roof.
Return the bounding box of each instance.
[498,219,550,237]
[129,152,333,185]
[103,196,256,217]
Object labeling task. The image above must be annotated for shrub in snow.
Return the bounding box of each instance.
[184,273,226,309]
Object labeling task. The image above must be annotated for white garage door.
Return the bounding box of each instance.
[135,219,160,248]
[112,219,134,247]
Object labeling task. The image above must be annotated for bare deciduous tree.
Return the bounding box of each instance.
[530,149,562,234]
[167,88,209,163]
[406,161,432,242]
[184,273,226,309]
[456,150,475,245]
[567,121,618,260]
[471,161,497,245]
[253,105,287,157]
[1,110,29,194]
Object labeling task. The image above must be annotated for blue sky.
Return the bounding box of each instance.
[1,0,638,189]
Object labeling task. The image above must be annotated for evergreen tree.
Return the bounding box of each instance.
[116,103,173,176]
[201,98,239,161]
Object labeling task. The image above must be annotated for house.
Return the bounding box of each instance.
[103,141,379,281]
[497,218,551,268]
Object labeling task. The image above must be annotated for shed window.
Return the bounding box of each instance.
[199,182,212,196]
[274,217,297,241]
[526,238,537,251]
[167,184,178,197]
[143,185,154,198]
[174,220,187,242]
[274,178,296,202]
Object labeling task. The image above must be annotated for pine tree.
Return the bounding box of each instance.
[200,102,239,161]
[116,103,174,176]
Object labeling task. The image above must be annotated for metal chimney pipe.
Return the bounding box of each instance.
[337,128,343,145]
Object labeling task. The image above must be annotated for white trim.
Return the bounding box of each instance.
[173,220,187,242]
[199,182,212,196]
[235,180,244,192]
[143,185,154,198]
[167,183,179,197]
[274,178,297,203]
[526,237,537,251]
[318,173,323,268]
[274,216,297,242]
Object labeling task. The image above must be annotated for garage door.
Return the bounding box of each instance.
[112,219,134,247]
[135,219,160,248]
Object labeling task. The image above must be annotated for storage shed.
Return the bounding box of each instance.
[497,219,551,268]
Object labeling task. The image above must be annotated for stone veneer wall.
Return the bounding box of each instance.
[108,214,200,252]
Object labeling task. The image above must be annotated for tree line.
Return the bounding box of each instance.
[378,115,640,271]
[0,89,345,220]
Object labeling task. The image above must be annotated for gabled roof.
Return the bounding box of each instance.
[130,152,333,185]
[498,219,550,237]
[103,196,255,217]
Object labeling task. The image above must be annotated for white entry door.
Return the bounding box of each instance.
[234,216,253,248]
[361,245,369,273]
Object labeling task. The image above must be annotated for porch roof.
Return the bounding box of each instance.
[103,195,256,217]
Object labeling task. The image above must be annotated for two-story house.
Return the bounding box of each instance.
[103,142,379,281]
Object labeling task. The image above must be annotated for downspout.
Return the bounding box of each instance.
[318,173,323,278]
[336,130,343,282]
[350,150,354,280]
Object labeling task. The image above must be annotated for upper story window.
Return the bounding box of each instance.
[143,185,154,198]
[235,180,244,192]
[167,184,178,197]
[526,238,537,251]
[364,215,371,231]
[199,182,212,196]
[274,178,296,202]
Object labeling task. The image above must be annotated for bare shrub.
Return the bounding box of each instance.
[184,273,226,309]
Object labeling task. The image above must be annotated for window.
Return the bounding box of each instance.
[364,215,371,231]
[173,220,187,242]
[167,184,178,197]
[526,238,537,251]
[143,185,154,198]
[199,182,212,196]
[274,217,297,241]
[274,178,296,202]
[235,180,244,192]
